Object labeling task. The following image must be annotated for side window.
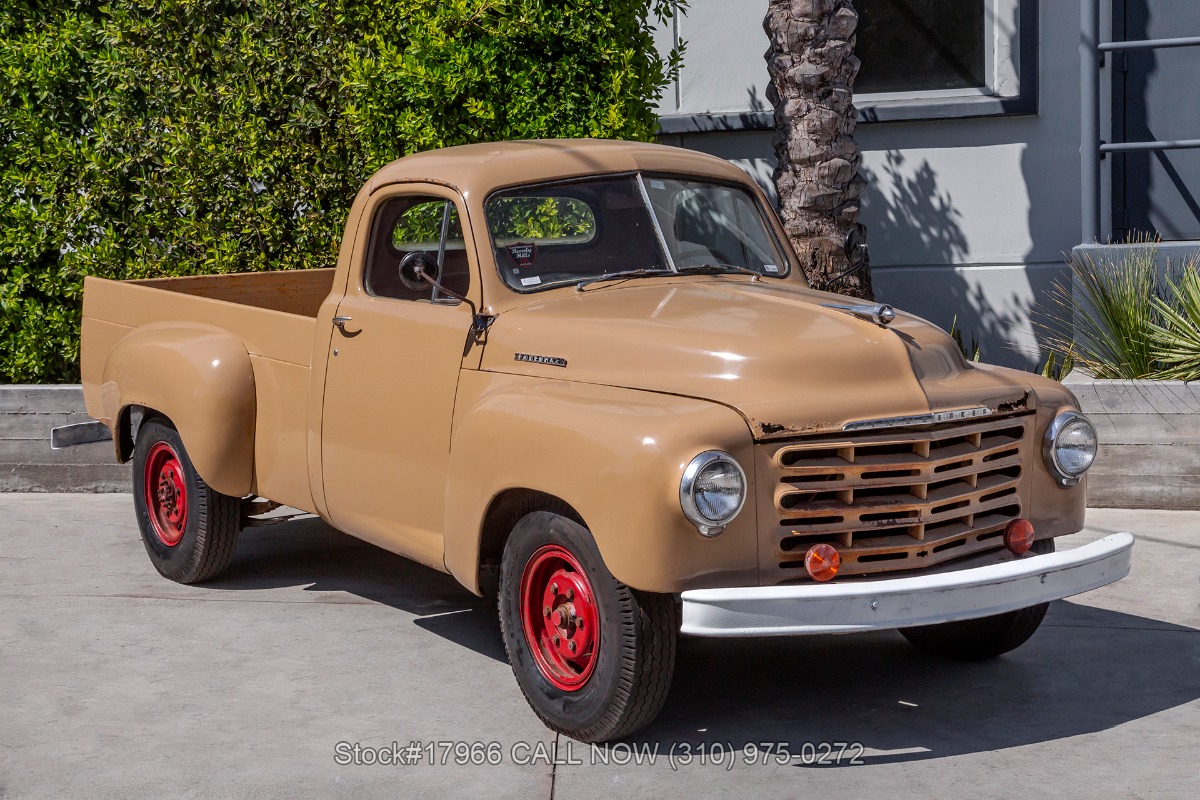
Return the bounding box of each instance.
[365,195,469,301]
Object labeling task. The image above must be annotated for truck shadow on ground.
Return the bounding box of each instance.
[635,604,1200,765]
[210,518,1200,764]
[208,517,508,662]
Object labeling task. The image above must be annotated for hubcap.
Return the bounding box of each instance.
[519,545,600,691]
[144,442,187,547]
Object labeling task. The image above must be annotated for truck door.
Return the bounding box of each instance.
[320,187,477,569]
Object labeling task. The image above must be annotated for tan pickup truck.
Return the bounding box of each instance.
[69,139,1133,742]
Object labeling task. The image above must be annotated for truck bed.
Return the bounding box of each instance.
[128,269,335,318]
[81,269,335,512]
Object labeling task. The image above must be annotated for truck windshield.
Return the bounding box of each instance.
[484,174,790,292]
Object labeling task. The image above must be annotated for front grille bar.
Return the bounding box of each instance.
[761,414,1033,580]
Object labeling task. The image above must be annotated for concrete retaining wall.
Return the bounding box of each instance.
[1064,375,1200,510]
[4,380,1198,507]
[0,386,130,492]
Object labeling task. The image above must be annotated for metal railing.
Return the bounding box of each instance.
[1080,1,1200,242]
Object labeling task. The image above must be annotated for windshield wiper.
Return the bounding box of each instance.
[675,263,762,278]
[574,264,764,292]
[575,268,673,291]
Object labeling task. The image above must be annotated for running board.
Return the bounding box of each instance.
[241,497,317,527]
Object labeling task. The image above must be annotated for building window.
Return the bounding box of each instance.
[856,0,987,94]
[653,0,1039,135]
[854,0,1038,122]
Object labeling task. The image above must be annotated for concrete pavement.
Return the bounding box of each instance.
[1,496,1197,799]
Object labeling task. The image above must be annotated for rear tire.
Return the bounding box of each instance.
[132,418,241,584]
[498,511,677,742]
[899,537,1055,660]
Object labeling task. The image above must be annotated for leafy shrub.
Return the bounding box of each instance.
[1,0,682,382]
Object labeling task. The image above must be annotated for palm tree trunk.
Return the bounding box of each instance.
[764,0,873,300]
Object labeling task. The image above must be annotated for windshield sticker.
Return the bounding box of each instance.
[506,242,537,269]
[648,179,666,190]
[764,264,779,273]
[520,275,542,287]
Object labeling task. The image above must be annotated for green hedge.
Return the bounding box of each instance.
[0,0,681,382]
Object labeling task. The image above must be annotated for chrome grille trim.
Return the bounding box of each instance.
[759,414,1033,581]
[841,406,992,432]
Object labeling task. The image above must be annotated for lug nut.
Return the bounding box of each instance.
[550,583,559,595]
[576,618,584,629]
[543,606,551,617]
[566,588,574,600]
[568,640,577,653]
[552,635,560,645]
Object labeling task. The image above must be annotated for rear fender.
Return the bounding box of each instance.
[101,322,255,497]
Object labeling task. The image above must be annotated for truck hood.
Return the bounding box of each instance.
[480,278,1035,439]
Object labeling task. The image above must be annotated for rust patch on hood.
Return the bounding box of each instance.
[995,391,1031,414]
[756,420,839,437]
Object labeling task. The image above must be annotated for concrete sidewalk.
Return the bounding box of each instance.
[1,496,1197,799]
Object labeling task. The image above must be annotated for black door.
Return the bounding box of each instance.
[1113,0,1200,241]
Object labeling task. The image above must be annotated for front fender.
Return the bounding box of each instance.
[1026,372,1088,536]
[444,371,760,595]
[101,322,255,497]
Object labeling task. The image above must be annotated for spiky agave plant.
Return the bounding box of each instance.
[1149,257,1200,381]
[948,314,981,362]
[1040,348,1076,381]
[1041,242,1166,379]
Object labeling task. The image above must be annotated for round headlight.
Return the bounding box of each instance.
[680,451,747,537]
[1043,411,1098,486]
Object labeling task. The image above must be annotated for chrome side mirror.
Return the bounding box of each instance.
[844,227,868,270]
[399,251,439,292]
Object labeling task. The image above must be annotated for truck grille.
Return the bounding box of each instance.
[757,414,1032,582]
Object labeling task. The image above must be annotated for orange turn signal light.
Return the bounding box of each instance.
[805,543,841,582]
[1004,518,1035,555]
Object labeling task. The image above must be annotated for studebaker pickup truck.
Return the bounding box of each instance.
[69,139,1133,742]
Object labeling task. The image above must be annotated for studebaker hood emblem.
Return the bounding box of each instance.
[515,352,567,368]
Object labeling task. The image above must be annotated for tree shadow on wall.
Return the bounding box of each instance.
[861,148,1052,370]
[860,151,969,271]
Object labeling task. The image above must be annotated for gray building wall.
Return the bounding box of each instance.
[653,1,1117,370]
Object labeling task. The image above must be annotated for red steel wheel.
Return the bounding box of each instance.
[143,441,188,547]
[519,544,600,691]
[499,511,677,741]
[132,419,240,584]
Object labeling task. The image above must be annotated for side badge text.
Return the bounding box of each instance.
[515,353,568,368]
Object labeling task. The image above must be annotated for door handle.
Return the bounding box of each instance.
[332,316,361,337]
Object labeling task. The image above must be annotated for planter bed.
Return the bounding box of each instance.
[1063,374,1200,510]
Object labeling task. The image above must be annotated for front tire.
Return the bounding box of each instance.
[132,418,241,584]
[498,511,677,742]
[899,537,1055,660]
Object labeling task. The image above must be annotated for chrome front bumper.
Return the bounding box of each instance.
[680,532,1134,637]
